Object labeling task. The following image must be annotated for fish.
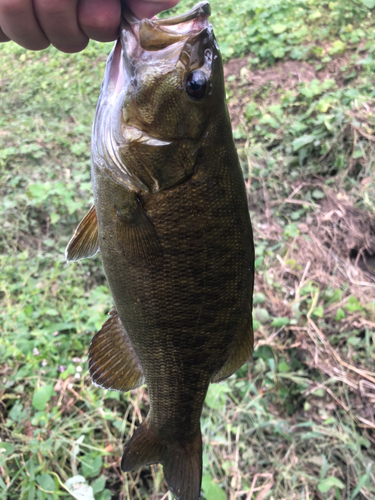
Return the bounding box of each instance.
[65,2,254,499]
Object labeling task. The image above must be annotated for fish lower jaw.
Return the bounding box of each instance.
[122,125,172,147]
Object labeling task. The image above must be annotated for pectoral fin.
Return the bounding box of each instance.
[65,205,99,262]
[88,309,144,392]
[115,195,164,266]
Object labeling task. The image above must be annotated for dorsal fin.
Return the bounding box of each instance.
[88,310,144,392]
[211,319,253,383]
[65,205,99,262]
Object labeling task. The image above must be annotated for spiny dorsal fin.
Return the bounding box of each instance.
[65,205,99,262]
[211,319,254,383]
[88,309,144,392]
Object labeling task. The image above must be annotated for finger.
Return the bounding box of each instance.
[0,0,49,50]
[78,0,120,43]
[127,1,180,20]
[34,0,88,53]
[0,27,10,42]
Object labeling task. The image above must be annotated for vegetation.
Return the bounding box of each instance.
[1,0,374,499]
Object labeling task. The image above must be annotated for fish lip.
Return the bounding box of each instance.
[123,1,211,29]
[152,1,211,26]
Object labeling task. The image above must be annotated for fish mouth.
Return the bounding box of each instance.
[106,1,211,96]
[123,1,211,50]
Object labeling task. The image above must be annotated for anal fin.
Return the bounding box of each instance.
[88,309,144,392]
[65,205,99,262]
[211,319,254,383]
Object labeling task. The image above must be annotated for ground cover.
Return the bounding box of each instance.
[0,0,374,499]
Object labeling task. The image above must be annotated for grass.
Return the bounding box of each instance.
[1,0,375,499]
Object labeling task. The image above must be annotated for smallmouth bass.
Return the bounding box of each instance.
[66,2,254,499]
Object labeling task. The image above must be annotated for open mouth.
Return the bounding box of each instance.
[122,1,211,59]
[124,1,211,37]
[106,2,212,98]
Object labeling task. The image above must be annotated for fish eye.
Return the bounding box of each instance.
[185,70,208,100]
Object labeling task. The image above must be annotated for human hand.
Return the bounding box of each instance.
[0,0,180,53]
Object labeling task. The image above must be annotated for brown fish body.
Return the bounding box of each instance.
[94,115,253,435]
[66,3,254,499]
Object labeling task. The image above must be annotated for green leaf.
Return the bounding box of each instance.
[284,223,300,238]
[32,385,54,411]
[272,47,286,59]
[27,183,51,205]
[329,40,346,55]
[253,293,266,305]
[8,402,27,423]
[360,0,375,8]
[350,473,369,499]
[312,388,325,397]
[202,475,226,500]
[352,148,364,159]
[50,212,60,224]
[233,128,247,140]
[0,442,14,457]
[271,317,290,328]
[98,489,112,500]
[318,476,345,493]
[312,189,325,200]
[36,473,56,492]
[272,23,287,34]
[335,308,346,321]
[345,296,363,312]
[312,306,324,318]
[245,102,258,119]
[71,142,88,156]
[91,475,106,494]
[290,210,304,220]
[255,307,270,324]
[253,346,273,363]
[254,256,263,269]
[309,11,322,20]
[292,135,316,151]
[205,384,229,410]
[81,454,103,478]
[348,336,361,346]
[278,360,291,373]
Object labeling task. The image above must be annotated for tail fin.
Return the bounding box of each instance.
[121,417,202,500]
[163,434,202,500]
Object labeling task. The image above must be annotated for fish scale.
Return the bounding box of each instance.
[66,2,254,499]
